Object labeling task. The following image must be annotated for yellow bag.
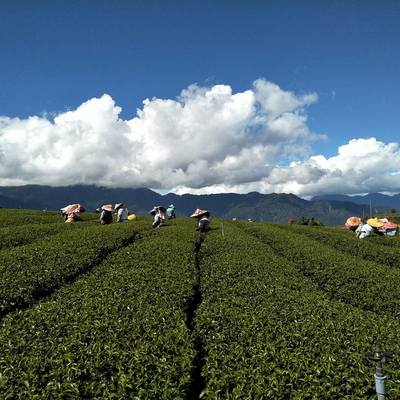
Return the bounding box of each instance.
[128,214,137,221]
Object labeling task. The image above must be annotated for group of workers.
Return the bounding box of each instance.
[60,203,211,235]
[148,204,211,233]
[97,203,132,224]
[61,203,133,224]
[345,216,398,239]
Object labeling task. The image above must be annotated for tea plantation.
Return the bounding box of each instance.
[0,208,400,399]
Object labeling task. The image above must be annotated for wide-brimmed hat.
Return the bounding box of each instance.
[345,216,361,227]
[190,208,209,218]
[367,218,384,228]
[149,205,166,215]
[114,203,124,210]
[64,204,79,214]
[384,221,398,229]
[102,204,114,212]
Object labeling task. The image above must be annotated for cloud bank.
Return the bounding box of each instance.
[180,138,400,197]
[0,79,399,197]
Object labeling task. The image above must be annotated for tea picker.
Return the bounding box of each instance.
[149,206,166,228]
[166,204,176,219]
[366,349,394,400]
[99,204,114,224]
[191,208,211,252]
[114,203,128,222]
[60,204,85,223]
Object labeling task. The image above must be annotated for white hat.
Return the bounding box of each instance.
[102,204,114,212]
[190,208,209,218]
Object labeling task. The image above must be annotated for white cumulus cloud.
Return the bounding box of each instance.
[0,79,321,190]
[1,79,398,197]
[174,138,400,197]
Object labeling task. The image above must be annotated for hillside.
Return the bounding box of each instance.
[0,209,400,398]
[313,193,400,210]
[0,184,374,225]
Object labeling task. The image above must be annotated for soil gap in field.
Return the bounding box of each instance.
[0,231,146,320]
[185,240,206,399]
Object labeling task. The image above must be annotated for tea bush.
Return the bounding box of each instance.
[0,209,98,227]
[0,222,97,251]
[239,223,400,317]
[0,220,197,399]
[2,212,400,398]
[0,221,152,315]
[195,223,400,399]
[278,224,400,267]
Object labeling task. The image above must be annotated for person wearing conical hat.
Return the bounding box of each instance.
[115,203,128,222]
[166,204,176,219]
[191,209,211,251]
[61,204,85,222]
[151,206,166,228]
[191,209,211,233]
[100,204,114,225]
[345,216,362,231]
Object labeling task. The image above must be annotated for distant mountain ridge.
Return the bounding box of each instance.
[313,193,400,210]
[0,184,389,225]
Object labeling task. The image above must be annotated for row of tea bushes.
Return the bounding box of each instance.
[240,223,400,318]
[0,221,152,316]
[195,223,400,399]
[278,224,400,268]
[0,222,198,399]
[0,209,62,227]
[0,209,100,227]
[0,222,97,251]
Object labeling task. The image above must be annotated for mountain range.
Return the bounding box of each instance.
[313,193,400,210]
[1,185,397,225]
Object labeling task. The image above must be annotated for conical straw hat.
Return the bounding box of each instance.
[190,208,209,218]
[367,218,384,228]
[345,216,361,227]
[64,204,79,214]
[102,204,114,212]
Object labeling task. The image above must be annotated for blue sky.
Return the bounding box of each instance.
[1,1,400,195]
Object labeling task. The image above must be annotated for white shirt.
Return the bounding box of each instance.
[117,207,128,222]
